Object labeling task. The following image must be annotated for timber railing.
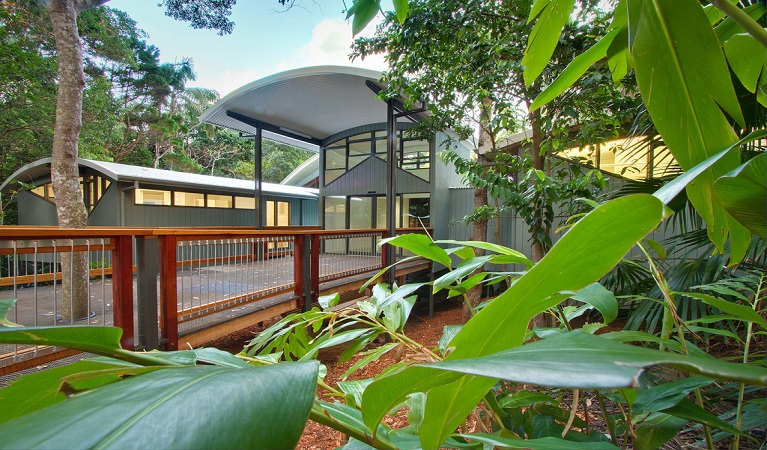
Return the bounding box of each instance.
[0,226,432,376]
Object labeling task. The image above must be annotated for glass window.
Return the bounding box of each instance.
[348,139,371,156]
[324,169,344,185]
[207,194,232,208]
[403,194,430,227]
[325,147,345,170]
[402,139,430,181]
[266,200,275,226]
[374,137,387,160]
[234,196,256,209]
[175,191,205,207]
[277,201,290,226]
[324,196,346,230]
[135,189,170,206]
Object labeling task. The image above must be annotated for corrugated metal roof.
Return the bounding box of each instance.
[281,154,319,187]
[1,158,318,199]
[199,66,415,143]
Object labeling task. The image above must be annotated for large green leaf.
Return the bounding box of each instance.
[685,291,766,328]
[631,375,712,414]
[461,434,618,449]
[631,0,747,254]
[652,130,766,205]
[0,362,319,449]
[523,0,577,86]
[530,28,621,111]
[380,233,452,267]
[634,412,688,450]
[435,239,530,262]
[0,325,170,366]
[713,152,767,238]
[0,360,150,424]
[362,195,667,447]
[715,2,767,42]
[724,34,766,93]
[433,256,492,292]
[662,398,746,437]
[423,331,767,388]
[571,282,618,324]
[347,0,381,35]
[392,0,408,23]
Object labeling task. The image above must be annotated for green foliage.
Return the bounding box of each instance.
[526,0,766,265]
[0,299,318,449]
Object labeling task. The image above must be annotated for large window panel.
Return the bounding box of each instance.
[135,189,170,205]
[324,196,346,253]
[403,193,430,227]
[326,147,345,170]
[175,191,205,207]
[234,196,256,209]
[266,200,275,226]
[277,201,290,226]
[207,194,232,209]
[348,139,371,156]
[402,140,430,181]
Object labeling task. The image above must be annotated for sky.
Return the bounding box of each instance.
[107,0,388,97]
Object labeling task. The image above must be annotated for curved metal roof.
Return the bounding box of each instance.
[1,158,318,199]
[199,66,413,146]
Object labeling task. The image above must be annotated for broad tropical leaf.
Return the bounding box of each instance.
[713,152,767,238]
[380,234,452,267]
[461,433,618,449]
[523,0,577,86]
[630,0,747,255]
[425,331,767,388]
[530,28,621,110]
[0,360,151,424]
[571,282,618,324]
[0,363,319,449]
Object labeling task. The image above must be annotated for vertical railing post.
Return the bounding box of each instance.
[111,235,135,350]
[310,234,320,304]
[380,230,390,271]
[293,234,313,312]
[158,234,178,350]
[135,236,159,350]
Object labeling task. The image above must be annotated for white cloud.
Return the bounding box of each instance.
[272,18,387,75]
[190,17,387,97]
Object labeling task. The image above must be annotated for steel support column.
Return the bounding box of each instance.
[385,99,397,287]
[135,236,159,350]
[254,125,263,230]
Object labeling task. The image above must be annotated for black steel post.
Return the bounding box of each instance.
[135,236,159,350]
[255,125,263,230]
[386,99,397,287]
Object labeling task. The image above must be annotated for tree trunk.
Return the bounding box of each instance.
[48,0,91,320]
[462,107,493,322]
[528,108,552,328]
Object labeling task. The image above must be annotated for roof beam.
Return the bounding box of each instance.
[365,81,424,123]
[226,111,323,146]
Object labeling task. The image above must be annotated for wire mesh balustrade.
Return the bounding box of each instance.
[0,236,119,371]
[171,235,297,337]
[318,231,384,283]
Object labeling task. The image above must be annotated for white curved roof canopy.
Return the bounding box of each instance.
[199,66,418,147]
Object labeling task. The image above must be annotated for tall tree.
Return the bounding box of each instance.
[37,0,236,319]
